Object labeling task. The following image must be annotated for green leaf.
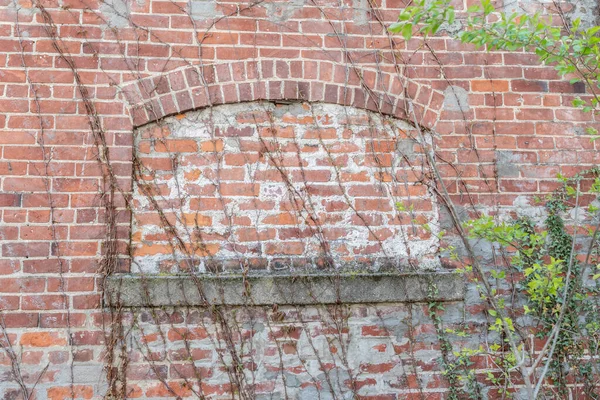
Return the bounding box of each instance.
[402,23,413,40]
[447,8,455,25]
[388,22,403,33]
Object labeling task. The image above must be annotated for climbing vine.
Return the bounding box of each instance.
[1,0,599,398]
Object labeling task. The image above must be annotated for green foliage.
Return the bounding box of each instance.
[463,172,599,395]
[388,0,455,40]
[391,2,600,396]
[523,257,564,314]
[392,0,600,112]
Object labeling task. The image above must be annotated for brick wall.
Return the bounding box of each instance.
[0,0,598,397]
[132,101,438,273]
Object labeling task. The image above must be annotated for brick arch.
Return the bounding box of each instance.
[121,59,443,129]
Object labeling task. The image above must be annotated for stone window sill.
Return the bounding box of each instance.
[105,272,465,307]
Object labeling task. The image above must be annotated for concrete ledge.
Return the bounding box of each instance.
[105,273,465,307]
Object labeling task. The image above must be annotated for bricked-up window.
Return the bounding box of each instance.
[131,101,439,274]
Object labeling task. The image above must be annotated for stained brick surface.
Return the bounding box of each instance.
[132,102,437,273]
[0,0,598,397]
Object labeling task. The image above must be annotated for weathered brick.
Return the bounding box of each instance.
[0,2,594,397]
[20,331,68,347]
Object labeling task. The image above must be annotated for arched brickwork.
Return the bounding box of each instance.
[121,59,444,129]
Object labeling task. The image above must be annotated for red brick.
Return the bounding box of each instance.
[167,327,209,342]
[360,362,396,373]
[23,259,64,274]
[51,242,98,257]
[3,177,47,191]
[154,139,198,153]
[265,242,304,255]
[21,331,67,347]
[0,278,45,293]
[22,295,67,310]
[2,242,49,257]
[47,386,93,400]
[0,296,19,310]
[516,108,554,120]
[73,294,101,309]
[0,193,21,206]
[2,313,39,328]
[220,183,259,197]
[511,80,548,92]
[471,80,509,92]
